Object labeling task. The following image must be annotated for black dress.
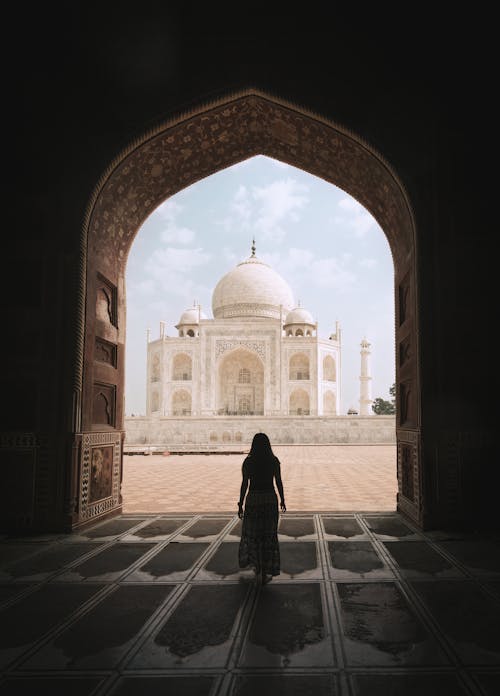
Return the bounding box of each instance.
[238,454,282,576]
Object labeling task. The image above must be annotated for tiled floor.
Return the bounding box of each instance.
[122,445,398,513]
[1,512,499,695]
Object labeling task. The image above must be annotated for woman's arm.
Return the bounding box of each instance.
[238,459,249,518]
[274,458,286,511]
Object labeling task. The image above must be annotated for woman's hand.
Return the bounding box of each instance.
[237,502,243,519]
[280,501,286,513]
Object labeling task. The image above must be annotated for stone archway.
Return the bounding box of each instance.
[72,90,419,530]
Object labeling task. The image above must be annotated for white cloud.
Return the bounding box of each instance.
[263,247,357,293]
[128,278,156,296]
[262,247,314,274]
[253,179,309,242]
[156,198,196,244]
[161,226,195,244]
[218,177,309,243]
[145,247,211,277]
[310,257,357,291]
[336,196,376,238]
[138,247,212,307]
[231,185,252,226]
[156,199,183,222]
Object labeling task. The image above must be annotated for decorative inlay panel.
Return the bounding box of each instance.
[400,444,415,502]
[215,340,266,361]
[89,445,114,503]
[80,431,121,521]
[396,429,419,444]
[397,435,420,523]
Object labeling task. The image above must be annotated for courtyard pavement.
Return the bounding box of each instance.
[122,445,397,514]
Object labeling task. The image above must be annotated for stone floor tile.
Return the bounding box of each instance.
[239,583,333,667]
[22,585,171,670]
[337,582,449,666]
[128,583,249,668]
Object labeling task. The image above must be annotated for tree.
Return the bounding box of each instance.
[372,383,396,415]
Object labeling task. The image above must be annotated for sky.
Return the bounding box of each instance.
[125,155,395,415]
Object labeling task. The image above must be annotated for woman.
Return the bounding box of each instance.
[237,432,286,584]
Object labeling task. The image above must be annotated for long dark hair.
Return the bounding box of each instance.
[249,432,274,459]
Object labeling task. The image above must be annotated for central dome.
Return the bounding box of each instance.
[212,250,294,320]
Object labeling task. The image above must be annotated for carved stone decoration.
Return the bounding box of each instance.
[96,273,117,327]
[399,381,415,427]
[95,337,117,367]
[401,444,415,501]
[398,274,410,326]
[86,94,415,270]
[215,340,266,361]
[399,336,412,368]
[92,382,116,427]
[79,432,121,521]
[397,433,420,524]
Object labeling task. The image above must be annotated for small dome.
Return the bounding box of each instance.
[284,306,315,326]
[176,306,207,326]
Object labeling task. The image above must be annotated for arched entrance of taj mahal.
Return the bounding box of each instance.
[72,91,420,532]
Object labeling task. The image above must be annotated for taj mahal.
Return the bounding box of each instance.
[124,243,395,450]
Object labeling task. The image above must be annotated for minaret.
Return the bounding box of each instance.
[359,337,373,415]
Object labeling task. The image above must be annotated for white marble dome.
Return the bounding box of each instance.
[176,306,207,326]
[284,306,315,326]
[212,254,294,319]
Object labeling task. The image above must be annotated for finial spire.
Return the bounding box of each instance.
[251,238,256,257]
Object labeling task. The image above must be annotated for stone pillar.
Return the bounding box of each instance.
[359,338,373,415]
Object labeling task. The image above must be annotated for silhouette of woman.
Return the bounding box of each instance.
[238,432,286,584]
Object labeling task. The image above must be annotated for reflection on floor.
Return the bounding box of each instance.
[1,512,499,695]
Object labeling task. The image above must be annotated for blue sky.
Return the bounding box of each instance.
[125,155,395,414]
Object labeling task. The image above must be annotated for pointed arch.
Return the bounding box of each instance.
[74,90,419,529]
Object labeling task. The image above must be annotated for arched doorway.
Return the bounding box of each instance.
[73,90,418,529]
[289,353,310,381]
[323,355,336,382]
[289,389,310,416]
[217,348,264,415]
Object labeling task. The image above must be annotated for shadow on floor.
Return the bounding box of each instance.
[1,512,499,695]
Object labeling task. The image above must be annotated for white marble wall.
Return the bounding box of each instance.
[124,415,396,451]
